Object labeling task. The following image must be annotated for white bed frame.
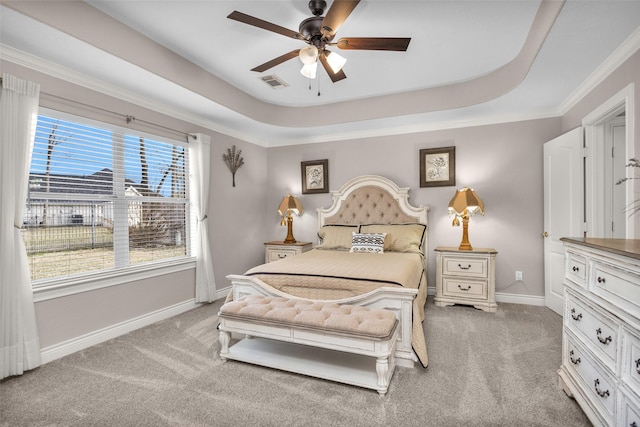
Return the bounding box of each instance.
[226,175,429,368]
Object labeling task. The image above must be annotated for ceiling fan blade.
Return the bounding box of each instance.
[318,52,347,83]
[321,0,361,38]
[228,11,305,40]
[336,37,411,51]
[251,50,301,73]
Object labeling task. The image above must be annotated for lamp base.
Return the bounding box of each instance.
[283,216,297,244]
[458,216,473,250]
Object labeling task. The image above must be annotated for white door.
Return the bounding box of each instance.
[543,128,584,314]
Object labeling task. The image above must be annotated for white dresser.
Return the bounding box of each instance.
[559,238,640,427]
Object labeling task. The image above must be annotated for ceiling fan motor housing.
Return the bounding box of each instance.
[299,16,330,47]
[308,0,327,16]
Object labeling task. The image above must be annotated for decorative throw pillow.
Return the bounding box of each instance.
[317,225,359,250]
[349,232,386,254]
[360,223,427,254]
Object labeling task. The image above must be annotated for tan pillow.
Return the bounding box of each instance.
[317,225,358,250]
[359,223,426,254]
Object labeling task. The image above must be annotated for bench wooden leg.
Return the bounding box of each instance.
[376,356,389,395]
[219,330,230,361]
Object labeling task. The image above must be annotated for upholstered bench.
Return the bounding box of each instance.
[218,294,398,395]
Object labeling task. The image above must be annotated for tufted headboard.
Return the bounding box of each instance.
[317,175,429,250]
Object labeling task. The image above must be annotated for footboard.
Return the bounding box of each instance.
[226,274,418,367]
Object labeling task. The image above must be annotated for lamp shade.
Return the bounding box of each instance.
[325,51,347,73]
[300,62,318,79]
[299,46,318,65]
[278,195,304,216]
[448,188,484,216]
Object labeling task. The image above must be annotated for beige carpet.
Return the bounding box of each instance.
[0,298,591,426]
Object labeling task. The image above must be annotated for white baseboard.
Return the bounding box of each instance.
[426,287,545,307]
[40,299,200,364]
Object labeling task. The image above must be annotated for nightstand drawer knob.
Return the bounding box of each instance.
[458,284,471,291]
[595,328,612,345]
[457,263,471,270]
[597,276,606,283]
[278,254,287,259]
[572,266,579,272]
[635,358,640,375]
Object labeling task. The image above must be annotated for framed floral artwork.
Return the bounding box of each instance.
[301,159,329,194]
[419,146,456,187]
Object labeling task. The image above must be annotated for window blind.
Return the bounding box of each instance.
[23,113,190,284]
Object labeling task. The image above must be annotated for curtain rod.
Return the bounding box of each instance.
[39,91,190,140]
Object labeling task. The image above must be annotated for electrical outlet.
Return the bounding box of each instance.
[515,271,523,281]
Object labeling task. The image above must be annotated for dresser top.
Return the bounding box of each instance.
[561,237,640,260]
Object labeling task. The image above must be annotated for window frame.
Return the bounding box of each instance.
[28,108,196,302]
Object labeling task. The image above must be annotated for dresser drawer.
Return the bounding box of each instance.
[565,293,619,370]
[565,335,616,422]
[442,256,488,278]
[622,330,640,394]
[266,249,297,263]
[591,260,640,314]
[442,277,487,300]
[566,250,587,287]
[620,393,640,427]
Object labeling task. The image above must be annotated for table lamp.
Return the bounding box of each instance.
[278,195,303,243]
[448,187,484,250]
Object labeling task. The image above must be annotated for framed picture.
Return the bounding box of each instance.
[301,159,329,194]
[419,146,456,187]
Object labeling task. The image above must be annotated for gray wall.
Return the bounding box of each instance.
[266,118,562,297]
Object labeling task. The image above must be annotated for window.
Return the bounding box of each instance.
[22,112,191,285]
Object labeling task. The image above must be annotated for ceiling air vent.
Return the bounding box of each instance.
[261,75,288,89]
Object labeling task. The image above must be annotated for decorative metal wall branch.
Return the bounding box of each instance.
[222,145,244,187]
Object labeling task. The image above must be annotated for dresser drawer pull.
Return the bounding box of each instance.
[635,358,640,374]
[593,379,610,398]
[569,350,581,365]
[458,284,471,291]
[597,276,606,283]
[595,328,612,345]
[278,254,287,259]
[572,266,579,272]
[570,308,582,321]
[457,263,471,270]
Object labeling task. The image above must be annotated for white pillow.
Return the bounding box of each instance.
[349,232,386,254]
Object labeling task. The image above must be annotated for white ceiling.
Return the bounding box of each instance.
[2,1,640,146]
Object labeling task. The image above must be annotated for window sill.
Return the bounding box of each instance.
[32,258,197,302]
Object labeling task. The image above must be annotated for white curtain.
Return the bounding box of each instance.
[188,133,216,302]
[0,74,42,379]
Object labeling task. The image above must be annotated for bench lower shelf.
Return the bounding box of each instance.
[223,337,394,394]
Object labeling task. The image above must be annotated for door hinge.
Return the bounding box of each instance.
[583,147,589,158]
[583,222,588,232]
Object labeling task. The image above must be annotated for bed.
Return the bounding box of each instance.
[226,175,429,368]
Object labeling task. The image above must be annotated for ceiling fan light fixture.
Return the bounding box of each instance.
[300,62,318,79]
[299,45,319,65]
[325,51,347,73]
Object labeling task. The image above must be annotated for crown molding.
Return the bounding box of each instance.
[558,26,640,115]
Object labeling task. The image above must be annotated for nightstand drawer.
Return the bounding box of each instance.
[266,249,297,263]
[442,256,488,278]
[442,278,487,300]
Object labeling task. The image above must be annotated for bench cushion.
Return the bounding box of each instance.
[219,295,397,339]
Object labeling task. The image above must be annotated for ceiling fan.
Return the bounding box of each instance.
[227,0,411,83]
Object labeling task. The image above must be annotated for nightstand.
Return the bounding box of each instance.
[434,246,497,313]
[264,241,313,263]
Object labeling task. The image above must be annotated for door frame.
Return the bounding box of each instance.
[582,83,636,238]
